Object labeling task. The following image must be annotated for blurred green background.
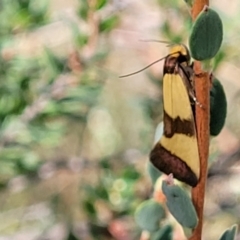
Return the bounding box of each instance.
[0,0,240,239]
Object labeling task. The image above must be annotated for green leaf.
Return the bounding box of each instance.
[219,224,237,240]
[151,225,173,240]
[29,0,48,25]
[43,48,66,76]
[162,181,198,229]
[95,0,107,10]
[210,77,227,136]
[67,231,79,240]
[17,152,41,175]
[70,22,88,47]
[18,0,30,9]
[99,16,119,32]
[148,162,162,185]
[135,199,165,232]
[83,200,97,218]
[78,1,89,20]
[122,167,140,180]
[189,6,223,60]
[183,0,193,7]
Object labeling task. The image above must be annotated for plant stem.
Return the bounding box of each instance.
[191,0,209,19]
[190,0,210,239]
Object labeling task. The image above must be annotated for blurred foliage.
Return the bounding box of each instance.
[0,0,48,34]
[135,199,165,232]
[0,0,239,239]
[0,0,123,239]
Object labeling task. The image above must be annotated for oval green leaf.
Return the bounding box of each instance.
[135,199,165,232]
[210,77,227,136]
[219,224,238,240]
[189,7,223,60]
[162,181,198,229]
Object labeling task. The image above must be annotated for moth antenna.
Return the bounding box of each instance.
[139,39,173,45]
[139,39,178,48]
[119,51,180,78]
[119,55,168,78]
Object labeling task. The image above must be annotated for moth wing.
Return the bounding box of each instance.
[150,69,200,187]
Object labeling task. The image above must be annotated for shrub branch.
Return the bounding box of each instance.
[190,0,210,239]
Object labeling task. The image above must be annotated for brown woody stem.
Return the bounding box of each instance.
[190,0,210,239]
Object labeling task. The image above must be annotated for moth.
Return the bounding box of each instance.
[120,43,200,187]
[150,44,200,187]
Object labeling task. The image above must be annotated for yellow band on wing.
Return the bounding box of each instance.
[160,134,200,178]
[163,74,193,120]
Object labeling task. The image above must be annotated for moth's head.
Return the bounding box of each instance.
[169,44,190,65]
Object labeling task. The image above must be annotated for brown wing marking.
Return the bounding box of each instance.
[150,141,198,187]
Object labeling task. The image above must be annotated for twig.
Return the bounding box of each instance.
[190,0,210,239]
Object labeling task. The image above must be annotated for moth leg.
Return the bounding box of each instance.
[179,64,203,108]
